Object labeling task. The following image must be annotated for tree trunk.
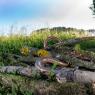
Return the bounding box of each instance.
[0,66,40,78]
[0,66,95,84]
[54,37,95,47]
[56,53,95,71]
[56,68,95,84]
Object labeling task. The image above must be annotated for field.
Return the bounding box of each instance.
[0,28,95,95]
[0,28,91,54]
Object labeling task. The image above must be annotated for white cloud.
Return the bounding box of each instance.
[42,0,95,29]
[0,0,95,32]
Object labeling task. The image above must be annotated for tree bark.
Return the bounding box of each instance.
[56,68,95,83]
[56,53,95,71]
[0,66,95,84]
[54,36,95,47]
[0,66,40,78]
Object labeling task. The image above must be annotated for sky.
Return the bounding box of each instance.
[0,0,95,35]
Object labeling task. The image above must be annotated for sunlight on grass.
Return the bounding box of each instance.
[0,29,93,55]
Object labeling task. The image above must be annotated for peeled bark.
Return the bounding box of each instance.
[42,58,68,67]
[35,57,68,76]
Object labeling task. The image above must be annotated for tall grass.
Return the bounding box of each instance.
[79,40,95,50]
[0,29,92,54]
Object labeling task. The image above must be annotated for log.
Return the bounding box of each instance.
[53,36,95,47]
[56,68,95,84]
[74,49,95,62]
[3,53,37,66]
[0,66,40,78]
[0,66,95,85]
[18,55,37,65]
[55,53,95,71]
[35,58,95,84]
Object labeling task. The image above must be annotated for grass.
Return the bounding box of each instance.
[0,73,91,95]
[0,29,94,65]
[73,39,95,53]
[0,28,94,94]
[79,40,95,51]
[0,29,89,54]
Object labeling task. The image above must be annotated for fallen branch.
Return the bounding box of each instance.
[3,53,37,66]
[42,58,69,67]
[44,36,61,50]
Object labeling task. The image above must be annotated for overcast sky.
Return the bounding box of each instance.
[0,0,95,35]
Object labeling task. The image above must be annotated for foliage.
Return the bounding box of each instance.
[93,0,95,14]
[0,27,94,94]
[79,40,95,50]
[0,28,87,55]
[0,28,93,66]
[74,44,81,53]
[48,62,58,81]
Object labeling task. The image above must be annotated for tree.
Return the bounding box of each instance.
[93,0,95,8]
[91,0,95,15]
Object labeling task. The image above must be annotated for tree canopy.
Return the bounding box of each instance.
[93,0,95,14]
[94,0,95,8]
[90,0,95,15]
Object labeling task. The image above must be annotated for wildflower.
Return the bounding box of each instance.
[20,47,30,56]
[37,49,51,57]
